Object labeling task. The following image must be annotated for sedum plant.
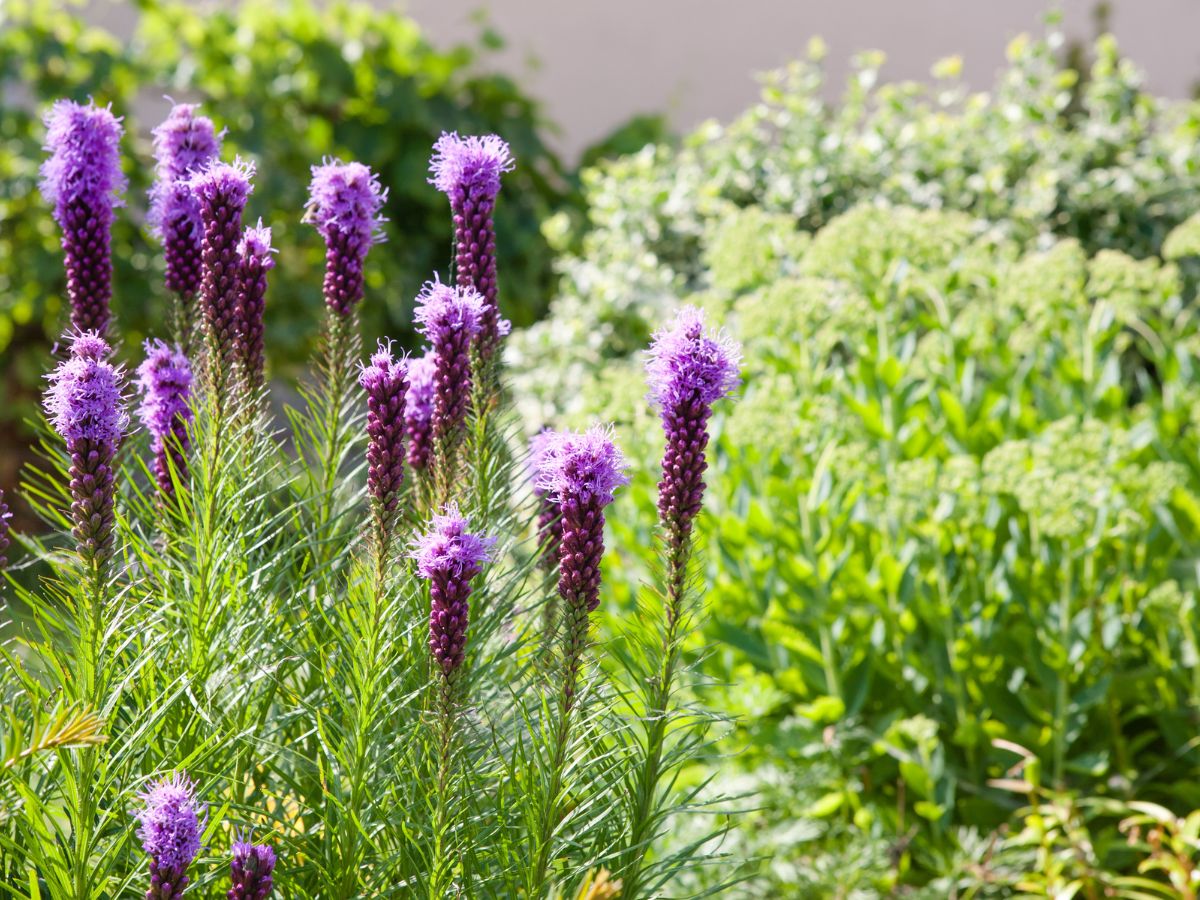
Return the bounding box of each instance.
[0,95,741,899]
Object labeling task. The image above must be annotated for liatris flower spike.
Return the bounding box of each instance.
[646,306,741,571]
[304,159,387,316]
[136,340,194,499]
[229,839,276,900]
[413,279,484,492]
[534,426,629,619]
[44,331,127,571]
[359,342,408,551]
[412,503,495,679]
[236,222,275,390]
[40,100,127,336]
[189,159,255,386]
[135,773,206,900]
[149,104,222,302]
[404,351,436,472]
[429,132,514,360]
[0,489,10,572]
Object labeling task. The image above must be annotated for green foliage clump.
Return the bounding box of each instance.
[511,28,1200,424]
[544,190,1200,893]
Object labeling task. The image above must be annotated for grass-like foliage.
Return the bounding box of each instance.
[0,105,733,899]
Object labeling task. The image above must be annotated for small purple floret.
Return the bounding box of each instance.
[359,342,408,543]
[229,840,276,900]
[304,159,387,315]
[40,99,127,335]
[45,331,127,448]
[428,132,514,201]
[412,503,495,676]
[136,340,193,498]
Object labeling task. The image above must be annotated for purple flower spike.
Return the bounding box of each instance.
[149,104,222,299]
[136,340,193,499]
[534,426,629,615]
[135,772,206,900]
[428,132,514,360]
[190,159,255,378]
[40,100,127,336]
[229,840,276,900]
[0,489,11,572]
[404,351,436,471]
[646,307,740,561]
[44,331,127,568]
[359,342,408,545]
[414,279,484,469]
[304,159,387,316]
[412,503,495,677]
[237,221,275,389]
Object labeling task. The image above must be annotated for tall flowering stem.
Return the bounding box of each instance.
[529,426,628,893]
[229,840,276,900]
[40,100,126,336]
[413,280,483,504]
[412,504,495,898]
[620,306,740,896]
[189,159,254,412]
[236,222,274,393]
[136,339,194,503]
[149,103,221,348]
[135,773,205,900]
[359,343,408,562]
[429,133,513,366]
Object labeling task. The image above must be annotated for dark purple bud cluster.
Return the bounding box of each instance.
[236,222,275,390]
[359,343,409,546]
[228,840,276,900]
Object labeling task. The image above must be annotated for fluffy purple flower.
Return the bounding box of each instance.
[304,159,387,316]
[404,352,436,471]
[149,104,222,299]
[136,340,193,499]
[645,307,741,564]
[359,342,408,545]
[135,772,206,900]
[412,503,495,677]
[534,426,629,615]
[229,840,276,900]
[190,159,255,380]
[413,279,484,472]
[40,100,127,336]
[428,132,514,360]
[236,222,274,389]
[44,331,127,568]
[0,489,11,572]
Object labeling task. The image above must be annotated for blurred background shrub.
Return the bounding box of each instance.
[0,0,571,515]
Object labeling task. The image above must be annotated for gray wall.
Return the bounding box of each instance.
[80,0,1197,160]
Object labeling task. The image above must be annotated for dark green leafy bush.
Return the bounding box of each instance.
[518,30,1200,894]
